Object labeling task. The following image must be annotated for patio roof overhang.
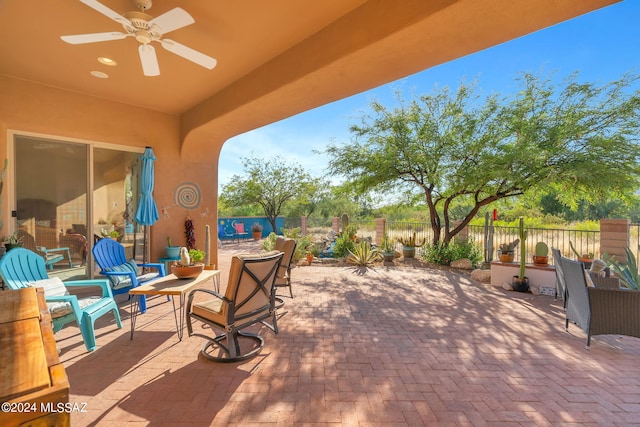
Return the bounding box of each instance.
[0,0,620,160]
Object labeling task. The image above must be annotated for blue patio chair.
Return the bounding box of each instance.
[218,223,237,244]
[0,248,122,352]
[92,238,166,314]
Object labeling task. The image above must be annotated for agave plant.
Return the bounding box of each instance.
[603,247,640,290]
[346,240,382,267]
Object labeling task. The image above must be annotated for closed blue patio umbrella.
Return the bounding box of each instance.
[135,147,159,262]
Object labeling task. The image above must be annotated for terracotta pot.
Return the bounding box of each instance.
[498,253,514,263]
[306,253,314,264]
[171,263,204,279]
[252,231,262,241]
[532,255,548,265]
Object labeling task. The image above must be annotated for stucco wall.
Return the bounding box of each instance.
[0,75,220,266]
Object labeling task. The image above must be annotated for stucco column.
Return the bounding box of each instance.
[600,219,629,259]
[332,217,339,233]
[375,218,386,245]
[301,216,308,236]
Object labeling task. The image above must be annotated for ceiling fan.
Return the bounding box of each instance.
[61,0,217,76]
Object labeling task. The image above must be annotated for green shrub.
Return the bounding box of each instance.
[261,227,313,262]
[329,225,357,258]
[422,238,482,267]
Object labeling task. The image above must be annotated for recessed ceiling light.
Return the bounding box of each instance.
[97,57,117,66]
[90,71,109,79]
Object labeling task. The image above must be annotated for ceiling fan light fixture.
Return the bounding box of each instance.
[97,56,117,66]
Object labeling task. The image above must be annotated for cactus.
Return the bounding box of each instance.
[498,239,519,253]
[535,241,549,256]
[483,212,495,263]
[518,217,527,279]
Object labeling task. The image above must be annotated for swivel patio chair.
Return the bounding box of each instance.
[92,238,166,314]
[560,255,640,348]
[274,236,297,306]
[0,248,122,352]
[186,250,283,362]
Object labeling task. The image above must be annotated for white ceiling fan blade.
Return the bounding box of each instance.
[139,44,160,76]
[149,8,194,35]
[160,39,217,70]
[61,32,127,44]
[79,0,131,26]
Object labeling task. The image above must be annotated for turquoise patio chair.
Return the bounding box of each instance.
[92,238,166,314]
[0,248,122,352]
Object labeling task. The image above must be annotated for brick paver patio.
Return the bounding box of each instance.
[53,241,640,426]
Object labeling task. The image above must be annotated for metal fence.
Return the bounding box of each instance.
[467,224,600,265]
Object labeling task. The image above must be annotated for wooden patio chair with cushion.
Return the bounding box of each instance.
[0,248,122,352]
[186,250,283,362]
[92,238,166,314]
[560,255,640,348]
[274,236,297,306]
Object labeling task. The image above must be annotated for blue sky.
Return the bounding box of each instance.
[218,1,639,189]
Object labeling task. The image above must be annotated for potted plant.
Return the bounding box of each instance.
[380,235,395,263]
[100,229,120,240]
[305,250,314,264]
[497,239,519,263]
[171,247,205,279]
[3,233,22,251]
[251,222,263,240]
[165,237,181,258]
[512,217,529,292]
[397,232,424,259]
[569,240,594,267]
[532,241,549,265]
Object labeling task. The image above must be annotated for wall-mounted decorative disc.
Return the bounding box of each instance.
[174,182,201,209]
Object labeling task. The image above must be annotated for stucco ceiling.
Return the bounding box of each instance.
[0,0,619,153]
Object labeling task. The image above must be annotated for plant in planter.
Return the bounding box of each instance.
[251,222,263,240]
[397,232,425,259]
[171,247,205,279]
[100,229,120,240]
[512,217,529,292]
[165,237,181,258]
[2,233,22,251]
[532,241,549,265]
[497,239,519,263]
[569,240,594,267]
[603,247,639,290]
[379,235,396,263]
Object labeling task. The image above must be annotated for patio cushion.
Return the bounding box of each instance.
[28,277,68,297]
[191,298,225,324]
[47,296,102,319]
[26,277,100,319]
[104,259,140,290]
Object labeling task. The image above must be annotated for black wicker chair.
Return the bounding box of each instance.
[560,255,640,348]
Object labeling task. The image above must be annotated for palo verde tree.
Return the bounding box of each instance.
[324,71,640,244]
[220,155,312,233]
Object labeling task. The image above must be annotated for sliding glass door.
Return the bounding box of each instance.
[12,134,143,279]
